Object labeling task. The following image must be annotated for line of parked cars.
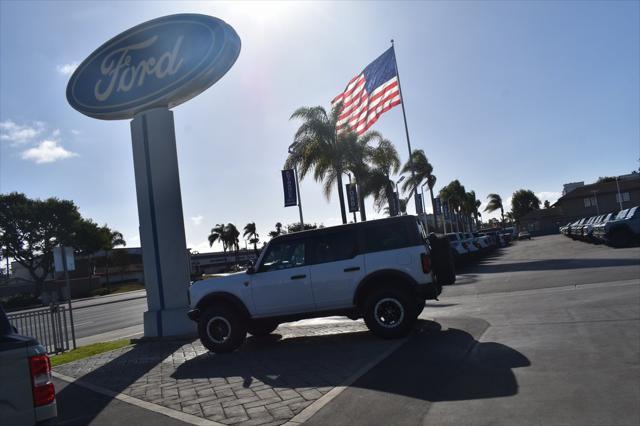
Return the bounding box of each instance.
[446,228,516,264]
[560,205,639,247]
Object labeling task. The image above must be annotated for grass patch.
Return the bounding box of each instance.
[89,282,145,297]
[51,339,132,367]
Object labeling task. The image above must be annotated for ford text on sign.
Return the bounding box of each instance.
[67,14,241,120]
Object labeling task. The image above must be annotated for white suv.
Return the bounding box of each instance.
[188,216,454,353]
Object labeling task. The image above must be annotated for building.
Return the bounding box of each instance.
[563,181,584,196]
[519,207,565,235]
[554,174,640,222]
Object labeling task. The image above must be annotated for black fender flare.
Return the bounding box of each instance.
[196,292,250,319]
[353,269,418,307]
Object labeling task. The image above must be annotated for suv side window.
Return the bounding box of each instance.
[363,222,410,253]
[259,240,306,272]
[309,231,357,264]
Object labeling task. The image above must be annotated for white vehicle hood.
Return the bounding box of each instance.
[189,271,248,308]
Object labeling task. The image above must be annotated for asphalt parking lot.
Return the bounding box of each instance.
[54,234,640,426]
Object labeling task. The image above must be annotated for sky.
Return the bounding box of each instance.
[1,0,638,253]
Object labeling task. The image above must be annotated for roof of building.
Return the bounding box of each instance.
[555,175,640,203]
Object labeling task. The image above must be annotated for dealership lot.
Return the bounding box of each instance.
[53,235,640,426]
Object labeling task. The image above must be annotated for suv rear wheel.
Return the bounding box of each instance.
[198,305,247,353]
[363,287,416,339]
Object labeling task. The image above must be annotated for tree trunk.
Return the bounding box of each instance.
[336,173,347,224]
[358,186,367,222]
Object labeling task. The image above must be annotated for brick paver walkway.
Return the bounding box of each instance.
[54,320,397,425]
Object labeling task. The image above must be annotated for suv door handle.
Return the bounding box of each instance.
[290,274,306,280]
[343,267,361,272]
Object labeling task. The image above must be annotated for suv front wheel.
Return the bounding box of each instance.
[198,305,247,353]
[362,287,416,339]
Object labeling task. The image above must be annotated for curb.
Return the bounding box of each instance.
[53,371,223,426]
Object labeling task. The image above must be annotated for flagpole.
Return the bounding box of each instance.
[390,39,419,213]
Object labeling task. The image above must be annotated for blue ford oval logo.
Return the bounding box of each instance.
[67,14,241,120]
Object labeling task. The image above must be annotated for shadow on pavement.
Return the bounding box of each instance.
[460,258,639,274]
[55,340,188,425]
[55,318,529,425]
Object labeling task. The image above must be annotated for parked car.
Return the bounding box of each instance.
[188,216,455,353]
[0,305,57,425]
[593,210,627,243]
[447,232,470,261]
[473,232,494,250]
[518,230,531,240]
[600,206,639,247]
[568,218,587,239]
[459,232,480,255]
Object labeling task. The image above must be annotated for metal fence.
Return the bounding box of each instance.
[7,304,71,354]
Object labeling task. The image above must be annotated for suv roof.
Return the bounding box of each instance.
[270,215,422,243]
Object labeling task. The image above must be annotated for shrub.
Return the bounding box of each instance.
[90,288,111,297]
[1,292,41,311]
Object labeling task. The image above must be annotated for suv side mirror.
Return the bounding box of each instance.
[246,261,256,275]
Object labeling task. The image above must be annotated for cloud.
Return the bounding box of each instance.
[190,215,204,226]
[0,120,43,144]
[22,140,78,164]
[188,240,213,254]
[535,191,562,205]
[71,129,81,136]
[52,129,61,138]
[56,62,79,76]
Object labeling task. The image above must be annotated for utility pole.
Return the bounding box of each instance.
[60,247,77,349]
[615,177,623,209]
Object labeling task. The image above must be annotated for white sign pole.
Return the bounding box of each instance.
[130,107,194,337]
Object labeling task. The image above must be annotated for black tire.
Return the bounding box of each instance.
[247,321,279,337]
[362,286,416,339]
[198,305,247,353]
[429,234,456,285]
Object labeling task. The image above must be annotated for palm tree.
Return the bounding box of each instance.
[208,224,226,250]
[342,130,383,221]
[285,105,350,224]
[224,223,240,263]
[243,222,259,252]
[104,230,125,288]
[400,149,437,225]
[363,138,401,214]
[461,191,481,231]
[484,193,505,225]
[439,180,466,231]
[268,222,283,239]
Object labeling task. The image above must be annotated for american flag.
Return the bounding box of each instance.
[332,47,401,135]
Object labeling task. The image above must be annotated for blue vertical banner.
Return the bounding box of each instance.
[345,183,359,212]
[443,202,449,220]
[416,193,424,214]
[435,197,442,215]
[282,169,297,207]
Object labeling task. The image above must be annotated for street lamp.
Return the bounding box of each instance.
[287,143,304,228]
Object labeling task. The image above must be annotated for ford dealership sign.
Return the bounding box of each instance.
[66,14,241,120]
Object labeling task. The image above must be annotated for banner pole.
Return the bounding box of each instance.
[391,39,419,214]
[294,166,304,228]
